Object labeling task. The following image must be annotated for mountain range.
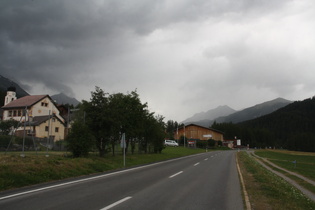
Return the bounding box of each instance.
[0,74,293,123]
[51,93,80,106]
[0,75,29,98]
[182,98,292,127]
[209,96,315,152]
[0,75,80,107]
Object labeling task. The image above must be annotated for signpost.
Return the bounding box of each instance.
[203,134,212,138]
[237,139,241,146]
[120,133,126,167]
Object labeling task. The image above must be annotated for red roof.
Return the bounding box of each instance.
[1,95,48,109]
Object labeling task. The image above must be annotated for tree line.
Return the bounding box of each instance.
[211,97,315,152]
[67,87,166,157]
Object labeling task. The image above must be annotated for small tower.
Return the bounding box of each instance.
[4,86,17,106]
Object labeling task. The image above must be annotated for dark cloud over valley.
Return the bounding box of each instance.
[1,0,315,121]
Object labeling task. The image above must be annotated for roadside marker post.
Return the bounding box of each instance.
[120,133,126,167]
[292,160,297,168]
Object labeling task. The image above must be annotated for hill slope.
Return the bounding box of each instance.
[0,75,29,98]
[183,98,292,127]
[182,105,236,125]
[51,93,80,106]
[240,97,315,151]
[215,98,292,123]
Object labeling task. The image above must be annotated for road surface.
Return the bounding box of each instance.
[0,150,243,210]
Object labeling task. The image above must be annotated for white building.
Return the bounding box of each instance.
[1,87,66,141]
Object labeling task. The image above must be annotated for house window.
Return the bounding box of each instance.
[8,111,12,117]
[13,110,17,116]
[45,126,49,132]
[18,110,22,116]
[41,102,48,107]
[55,127,59,132]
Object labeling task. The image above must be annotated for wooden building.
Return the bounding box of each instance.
[175,123,223,141]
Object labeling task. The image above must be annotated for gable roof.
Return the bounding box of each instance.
[180,123,224,134]
[26,115,66,126]
[1,95,49,109]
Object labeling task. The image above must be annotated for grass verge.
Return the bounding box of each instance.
[261,159,315,195]
[0,147,207,192]
[237,151,315,210]
[254,150,315,180]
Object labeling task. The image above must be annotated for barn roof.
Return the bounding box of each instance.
[180,123,224,134]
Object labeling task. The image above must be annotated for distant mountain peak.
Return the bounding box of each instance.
[181,98,293,127]
[51,93,79,106]
[0,75,29,98]
[182,105,236,124]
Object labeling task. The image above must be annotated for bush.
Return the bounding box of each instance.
[0,135,11,150]
[66,122,95,157]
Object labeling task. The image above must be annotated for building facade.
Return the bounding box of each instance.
[1,88,66,141]
[175,124,224,141]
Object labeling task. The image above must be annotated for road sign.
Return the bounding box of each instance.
[120,133,126,149]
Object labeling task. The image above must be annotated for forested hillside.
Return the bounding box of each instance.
[212,97,315,152]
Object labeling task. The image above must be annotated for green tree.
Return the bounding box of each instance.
[81,86,111,157]
[0,119,19,135]
[108,91,148,155]
[142,114,165,153]
[66,121,95,157]
[166,120,182,139]
[79,86,166,156]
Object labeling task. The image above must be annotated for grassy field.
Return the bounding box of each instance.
[0,147,207,192]
[238,151,315,209]
[255,150,315,181]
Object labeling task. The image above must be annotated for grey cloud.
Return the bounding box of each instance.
[0,0,313,121]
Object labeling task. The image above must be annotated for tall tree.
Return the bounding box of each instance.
[79,87,166,157]
[81,87,111,157]
[66,120,94,157]
[108,91,148,155]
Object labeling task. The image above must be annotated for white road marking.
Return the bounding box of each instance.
[194,162,200,166]
[0,153,205,201]
[100,196,132,210]
[204,158,208,161]
[169,171,183,178]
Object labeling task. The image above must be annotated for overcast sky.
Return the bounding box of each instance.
[1,0,315,122]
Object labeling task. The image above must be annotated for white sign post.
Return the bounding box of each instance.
[203,134,212,138]
[120,133,126,167]
[237,139,241,146]
[203,134,212,152]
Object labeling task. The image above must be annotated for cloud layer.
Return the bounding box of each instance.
[1,0,315,121]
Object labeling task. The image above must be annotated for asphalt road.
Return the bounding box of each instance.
[0,150,243,210]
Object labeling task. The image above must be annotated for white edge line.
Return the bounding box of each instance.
[0,152,206,201]
[169,171,183,178]
[100,196,132,210]
[235,153,251,210]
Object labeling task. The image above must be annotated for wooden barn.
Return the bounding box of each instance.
[175,124,223,142]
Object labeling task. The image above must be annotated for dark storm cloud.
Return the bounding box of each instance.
[0,0,314,121]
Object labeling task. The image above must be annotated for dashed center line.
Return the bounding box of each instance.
[100,196,132,210]
[194,162,200,166]
[204,158,208,161]
[169,171,183,178]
